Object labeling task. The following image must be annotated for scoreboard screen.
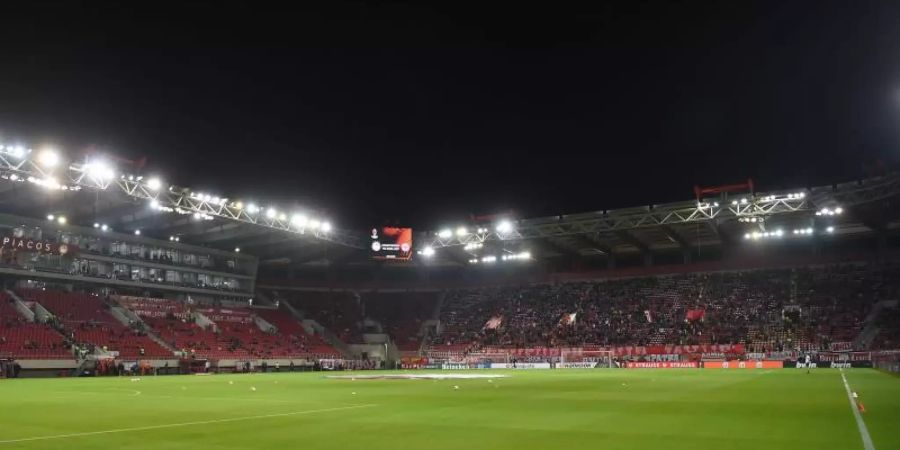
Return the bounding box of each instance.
[370,227,413,260]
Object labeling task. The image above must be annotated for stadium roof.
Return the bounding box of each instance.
[1,145,899,269]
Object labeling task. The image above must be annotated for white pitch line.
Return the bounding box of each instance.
[0,404,376,444]
[839,369,875,450]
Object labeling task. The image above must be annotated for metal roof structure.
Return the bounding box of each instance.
[1,143,899,270]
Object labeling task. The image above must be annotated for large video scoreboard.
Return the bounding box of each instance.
[370,227,413,260]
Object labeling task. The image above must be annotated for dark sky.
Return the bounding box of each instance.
[1,1,899,230]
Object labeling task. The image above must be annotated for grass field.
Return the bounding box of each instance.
[0,368,897,449]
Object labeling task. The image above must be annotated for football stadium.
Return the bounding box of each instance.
[0,144,898,449]
[2,2,900,450]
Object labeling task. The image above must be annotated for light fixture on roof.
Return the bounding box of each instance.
[37,148,60,168]
[495,220,513,234]
[234,247,241,253]
[100,224,109,232]
[826,226,834,233]
[456,227,468,237]
[46,214,54,221]
[421,246,435,257]
[146,177,162,190]
[134,229,141,236]
[321,222,332,233]
[246,204,259,214]
[291,213,308,227]
[85,161,115,180]
[437,229,452,239]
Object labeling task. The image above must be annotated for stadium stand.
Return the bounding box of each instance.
[285,292,364,343]
[427,262,900,354]
[116,296,340,359]
[362,292,437,352]
[18,289,172,358]
[0,292,71,359]
[254,308,341,358]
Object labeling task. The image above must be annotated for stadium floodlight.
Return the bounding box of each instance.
[835,207,843,215]
[731,200,738,205]
[266,208,277,219]
[134,229,141,236]
[100,224,109,231]
[437,229,453,239]
[740,198,748,204]
[85,161,115,180]
[456,227,468,237]
[826,226,834,233]
[421,246,436,257]
[234,247,241,253]
[291,214,308,227]
[37,148,60,168]
[246,203,259,214]
[169,236,175,241]
[94,223,100,228]
[495,220,513,233]
[56,216,66,225]
[321,221,332,233]
[46,214,54,221]
[146,177,162,191]
[175,236,180,242]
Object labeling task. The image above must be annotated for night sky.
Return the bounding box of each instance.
[0,1,898,230]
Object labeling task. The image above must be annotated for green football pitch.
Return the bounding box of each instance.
[0,369,897,449]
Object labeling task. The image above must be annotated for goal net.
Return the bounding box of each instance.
[463,351,510,368]
[559,349,615,368]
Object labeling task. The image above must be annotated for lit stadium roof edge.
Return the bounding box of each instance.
[1,142,898,266]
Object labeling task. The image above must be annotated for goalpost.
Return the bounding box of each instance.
[559,349,616,368]
[463,351,510,368]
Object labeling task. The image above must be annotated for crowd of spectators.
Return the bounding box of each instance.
[430,262,900,353]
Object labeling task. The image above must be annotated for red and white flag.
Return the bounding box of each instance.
[484,316,503,330]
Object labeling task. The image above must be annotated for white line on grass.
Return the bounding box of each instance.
[839,369,875,450]
[0,404,377,444]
